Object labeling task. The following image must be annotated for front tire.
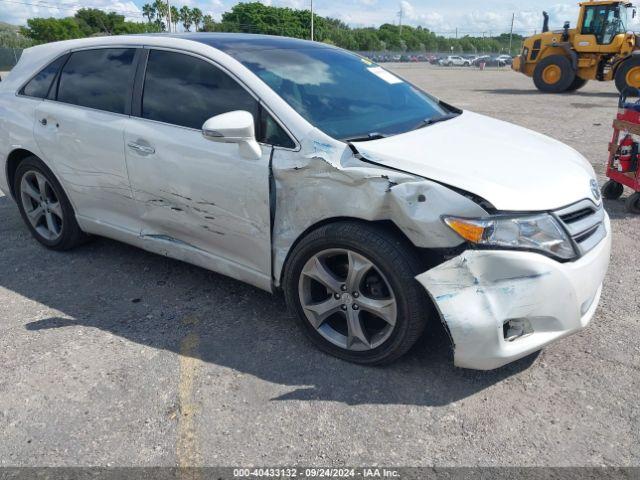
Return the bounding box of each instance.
[283,222,429,365]
[14,156,87,250]
[615,56,640,95]
[533,55,576,93]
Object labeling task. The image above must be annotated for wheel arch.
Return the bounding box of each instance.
[5,149,73,211]
[278,217,412,286]
[276,216,451,289]
[613,54,636,75]
[5,148,37,200]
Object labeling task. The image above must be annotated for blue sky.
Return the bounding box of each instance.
[2,0,637,35]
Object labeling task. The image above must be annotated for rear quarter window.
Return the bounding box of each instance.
[20,55,67,99]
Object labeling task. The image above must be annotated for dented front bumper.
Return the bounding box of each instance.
[417,214,612,370]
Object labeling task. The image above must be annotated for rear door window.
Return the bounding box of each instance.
[20,55,67,99]
[57,48,136,114]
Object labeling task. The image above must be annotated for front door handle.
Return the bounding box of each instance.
[127,142,155,155]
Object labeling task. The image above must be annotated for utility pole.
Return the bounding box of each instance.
[167,0,172,32]
[455,27,458,39]
[310,0,314,41]
[482,31,485,54]
[398,5,403,35]
[509,12,515,54]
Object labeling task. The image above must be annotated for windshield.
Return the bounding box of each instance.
[228,46,449,140]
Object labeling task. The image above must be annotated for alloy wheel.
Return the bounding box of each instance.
[298,248,398,352]
[20,170,64,241]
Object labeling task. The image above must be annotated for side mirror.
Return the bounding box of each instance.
[202,110,262,160]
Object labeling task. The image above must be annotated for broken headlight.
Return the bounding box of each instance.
[443,213,576,260]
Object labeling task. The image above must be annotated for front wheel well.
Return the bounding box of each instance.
[277,217,452,288]
[5,148,37,199]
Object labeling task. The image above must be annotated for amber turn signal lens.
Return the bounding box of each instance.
[444,218,486,243]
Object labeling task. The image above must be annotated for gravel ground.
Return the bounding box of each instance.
[0,64,638,468]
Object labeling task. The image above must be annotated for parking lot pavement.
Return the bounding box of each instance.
[0,65,638,467]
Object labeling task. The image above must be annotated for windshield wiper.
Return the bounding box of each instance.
[411,113,460,131]
[343,132,387,143]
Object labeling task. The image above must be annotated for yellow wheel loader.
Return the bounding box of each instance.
[513,1,640,93]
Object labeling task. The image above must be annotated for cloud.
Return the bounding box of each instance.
[3,0,639,34]
[1,0,143,25]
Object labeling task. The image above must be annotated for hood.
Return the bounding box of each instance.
[352,111,599,212]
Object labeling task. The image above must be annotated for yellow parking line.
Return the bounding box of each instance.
[177,316,202,479]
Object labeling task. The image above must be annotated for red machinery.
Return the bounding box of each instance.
[603,91,640,213]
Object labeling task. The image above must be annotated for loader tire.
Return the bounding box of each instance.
[533,55,576,93]
[615,57,640,95]
[567,76,588,91]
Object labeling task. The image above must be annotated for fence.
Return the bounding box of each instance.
[358,50,511,61]
[0,47,23,71]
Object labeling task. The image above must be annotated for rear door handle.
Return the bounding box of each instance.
[127,142,155,155]
[40,118,59,128]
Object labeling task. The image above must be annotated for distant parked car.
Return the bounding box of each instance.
[471,55,490,66]
[486,56,509,67]
[438,55,471,67]
[496,54,513,65]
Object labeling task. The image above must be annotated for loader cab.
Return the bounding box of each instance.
[578,1,633,50]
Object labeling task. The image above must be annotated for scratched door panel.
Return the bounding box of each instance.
[34,101,138,231]
[123,117,273,281]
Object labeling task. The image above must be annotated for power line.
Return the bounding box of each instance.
[0,0,147,18]
[0,0,542,38]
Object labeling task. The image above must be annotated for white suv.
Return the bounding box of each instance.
[439,55,470,66]
[0,34,611,369]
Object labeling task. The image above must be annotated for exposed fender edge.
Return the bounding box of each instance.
[348,143,496,212]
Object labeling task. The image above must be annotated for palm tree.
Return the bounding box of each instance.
[142,3,156,24]
[179,6,193,32]
[153,0,168,31]
[191,7,203,32]
[170,5,179,32]
[202,14,215,32]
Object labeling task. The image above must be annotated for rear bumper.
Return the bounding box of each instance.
[416,213,612,370]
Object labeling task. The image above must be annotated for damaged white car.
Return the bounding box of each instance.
[0,34,611,369]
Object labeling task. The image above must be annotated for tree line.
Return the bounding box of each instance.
[13,2,523,54]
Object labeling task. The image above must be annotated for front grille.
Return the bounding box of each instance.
[554,199,606,256]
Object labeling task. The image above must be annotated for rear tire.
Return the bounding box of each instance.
[283,221,429,365]
[602,180,624,200]
[625,192,640,214]
[533,55,576,93]
[14,156,88,250]
[567,76,588,91]
[615,56,640,95]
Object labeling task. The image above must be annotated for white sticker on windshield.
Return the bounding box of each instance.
[368,66,403,85]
